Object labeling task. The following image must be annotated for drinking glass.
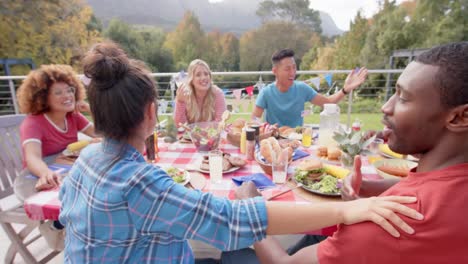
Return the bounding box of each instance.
[272,149,289,184]
[367,138,384,164]
[209,150,223,184]
[369,138,384,155]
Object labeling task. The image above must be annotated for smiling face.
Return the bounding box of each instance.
[381,62,448,155]
[273,57,296,89]
[47,82,76,113]
[191,64,212,93]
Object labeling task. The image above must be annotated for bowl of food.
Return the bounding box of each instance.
[373,159,418,180]
[188,122,222,152]
[226,118,276,147]
[255,137,293,175]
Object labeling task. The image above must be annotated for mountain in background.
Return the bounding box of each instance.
[85,0,344,36]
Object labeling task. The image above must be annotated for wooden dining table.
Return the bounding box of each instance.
[23,137,382,228]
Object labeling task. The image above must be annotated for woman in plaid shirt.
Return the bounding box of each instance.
[59,41,423,264]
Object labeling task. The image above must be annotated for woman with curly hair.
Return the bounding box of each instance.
[14,64,96,199]
[173,59,226,125]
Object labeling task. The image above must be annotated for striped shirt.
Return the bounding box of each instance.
[59,139,267,263]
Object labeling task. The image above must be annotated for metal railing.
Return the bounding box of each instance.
[0,69,404,117]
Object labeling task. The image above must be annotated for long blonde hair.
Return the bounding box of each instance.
[185,59,216,123]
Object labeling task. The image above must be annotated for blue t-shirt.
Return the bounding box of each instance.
[256,81,317,127]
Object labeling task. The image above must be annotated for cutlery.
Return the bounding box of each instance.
[266,183,303,201]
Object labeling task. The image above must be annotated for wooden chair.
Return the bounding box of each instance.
[0,114,60,263]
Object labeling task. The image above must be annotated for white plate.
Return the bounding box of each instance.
[373,159,417,180]
[379,151,419,162]
[315,155,341,165]
[198,165,241,174]
[165,167,191,185]
[292,174,341,197]
[62,148,79,157]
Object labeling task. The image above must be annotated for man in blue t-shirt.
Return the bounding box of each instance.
[253,49,368,127]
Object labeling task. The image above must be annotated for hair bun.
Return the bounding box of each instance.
[83,42,130,89]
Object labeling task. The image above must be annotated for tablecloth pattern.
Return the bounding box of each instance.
[24,138,381,237]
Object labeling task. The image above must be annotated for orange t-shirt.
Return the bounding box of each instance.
[318,163,468,264]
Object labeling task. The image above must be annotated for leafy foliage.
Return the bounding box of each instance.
[333,126,375,166]
[0,0,101,71]
[239,21,312,71]
[256,0,322,33]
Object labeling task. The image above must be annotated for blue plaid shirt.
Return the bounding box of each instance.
[59,139,267,263]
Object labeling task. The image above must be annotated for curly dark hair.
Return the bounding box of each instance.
[82,41,158,140]
[16,64,86,114]
[271,49,295,65]
[415,42,468,108]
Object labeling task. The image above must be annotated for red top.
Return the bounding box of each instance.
[318,163,468,264]
[20,112,90,163]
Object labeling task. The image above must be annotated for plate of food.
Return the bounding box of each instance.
[378,144,419,162]
[373,159,417,180]
[293,159,342,197]
[279,127,303,140]
[197,152,246,174]
[62,140,90,157]
[165,167,191,185]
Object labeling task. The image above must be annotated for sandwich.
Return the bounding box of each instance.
[295,159,325,182]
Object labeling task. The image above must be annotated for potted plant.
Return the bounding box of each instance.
[333,126,375,168]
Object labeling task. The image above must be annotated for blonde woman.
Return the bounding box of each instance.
[173,59,226,125]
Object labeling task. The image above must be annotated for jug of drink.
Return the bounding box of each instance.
[318,104,340,147]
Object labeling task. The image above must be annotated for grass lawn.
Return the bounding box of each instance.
[227,113,385,131]
[156,112,384,132]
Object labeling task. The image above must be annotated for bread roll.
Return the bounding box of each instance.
[260,137,280,164]
[232,118,246,129]
[317,146,328,157]
[378,165,409,177]
[327,147,341,160]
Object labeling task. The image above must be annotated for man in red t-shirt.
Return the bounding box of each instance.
[251,42,468,264]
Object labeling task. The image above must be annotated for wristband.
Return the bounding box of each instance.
[341,88,348,95]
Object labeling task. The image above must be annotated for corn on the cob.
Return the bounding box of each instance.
[323,164,350,179]
[67,140,90,152]
[378,144,403,159]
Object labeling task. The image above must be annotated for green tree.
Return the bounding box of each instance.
[203,31,224,70]
[256,0,322,33]
[163,11,204,70]
[0,0,102,70]
[105,19,144,59]
[332,12,370,69]
[239,21,312,71]
[220,33,240,71]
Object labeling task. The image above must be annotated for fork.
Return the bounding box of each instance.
[266,183,303,201]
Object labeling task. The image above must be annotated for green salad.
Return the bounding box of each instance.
[309,175,340,194]
[294,171,341,194]
[166,167,186,183]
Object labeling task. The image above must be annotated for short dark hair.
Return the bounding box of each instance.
[415,42,468,108]
[272,49,295,65]
[82,41,158,140]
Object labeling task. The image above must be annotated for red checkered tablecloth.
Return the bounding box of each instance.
[24,139,381,236]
